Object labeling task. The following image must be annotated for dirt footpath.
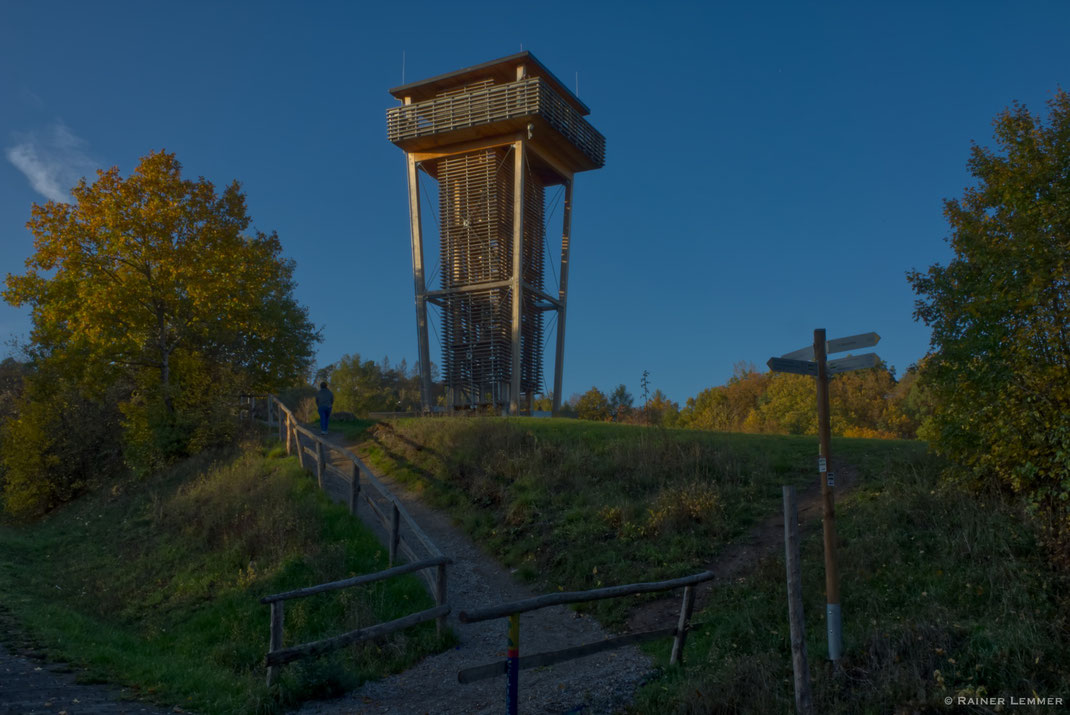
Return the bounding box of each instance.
[627,459,859,633]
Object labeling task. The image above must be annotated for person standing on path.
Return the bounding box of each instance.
[316,381,334,435]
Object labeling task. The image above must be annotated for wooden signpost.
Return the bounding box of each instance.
[766,357,818,376]
[766,329,881,663]
[827,352,879,375]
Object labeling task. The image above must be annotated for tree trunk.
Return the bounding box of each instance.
[158,309,174,413]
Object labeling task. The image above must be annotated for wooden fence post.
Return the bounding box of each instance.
[267,399,274,429]
[285,415,294,455]
[349,462,360,515]
[389,502,400,566]
[670,585,696,666]
[316,440,325,489]
[267,601,284,687]
[506,613,520,715]
[435,562,448,637]
[784,485,814,714]
[250,396,256,424]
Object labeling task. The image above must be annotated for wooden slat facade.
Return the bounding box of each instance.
[388,52,604,414]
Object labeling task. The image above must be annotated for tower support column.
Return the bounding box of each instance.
[510,140,526,416]
[406,152,433,412]
[552,178,573,416]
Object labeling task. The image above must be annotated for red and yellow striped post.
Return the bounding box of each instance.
[506,613,520,715]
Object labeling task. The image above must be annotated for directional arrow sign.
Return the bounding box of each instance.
[767,357,818,376]
[826,332,880,355]
[779,332,881,362]
[781,345,815,361]
[827,352,880,375]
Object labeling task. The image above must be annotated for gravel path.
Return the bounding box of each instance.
[292,429,654,715]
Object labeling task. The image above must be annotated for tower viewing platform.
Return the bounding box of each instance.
[387,52,605,415]
[387,52,605,176]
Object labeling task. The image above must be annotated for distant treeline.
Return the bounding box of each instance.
[281,354,433,418]
[294,355,931,441]
[559,361,932,440]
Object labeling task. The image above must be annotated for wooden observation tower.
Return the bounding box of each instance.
[387,52,605,415]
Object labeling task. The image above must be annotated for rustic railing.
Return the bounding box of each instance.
[260,558,450,686]
[241,395,451,686]
[457,571,715,715]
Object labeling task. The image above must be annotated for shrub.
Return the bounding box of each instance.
[1,378,123,518]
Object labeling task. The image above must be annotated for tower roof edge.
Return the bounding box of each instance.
[388,51,591,116]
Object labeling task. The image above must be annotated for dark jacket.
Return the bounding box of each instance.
[315,387,334,410]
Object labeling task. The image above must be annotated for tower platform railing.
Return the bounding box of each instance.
[387,77,605,169]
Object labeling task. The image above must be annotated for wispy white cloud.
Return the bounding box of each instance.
[5,121,98,203]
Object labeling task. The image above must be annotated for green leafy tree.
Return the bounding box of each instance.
[901,366,937,435]
[681,363,770,432]
[828,361,901,439]
[681,387,731,431]
[745,373,815,435]
[0,358,28,425]
[908,90,1070,550]
[575,387,610,422]
[532,392,554,412]
[608,384,633,421]
[329,354,394,415]
[883,363,936,439]
[327,354,428,415]
[5,151,316,400]
[679,360,910,438]
[2,150,318,494]
[0,369,123,517]
[642,389,680,427]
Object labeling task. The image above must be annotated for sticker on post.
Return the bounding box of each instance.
[827,472,835,487]
[818,456,827,473]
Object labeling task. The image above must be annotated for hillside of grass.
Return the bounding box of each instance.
[360,417,1069,712]
[0,441,449,714]
[633,448,1070,713]
[359,417,925,622]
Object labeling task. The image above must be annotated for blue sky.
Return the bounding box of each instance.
[2,1,1067,404]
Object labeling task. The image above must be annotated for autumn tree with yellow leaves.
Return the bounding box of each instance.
[2,151,317,515]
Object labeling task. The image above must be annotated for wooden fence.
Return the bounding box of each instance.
[241,395,712,705]
[242,395,450,686]
[456,570,716,715]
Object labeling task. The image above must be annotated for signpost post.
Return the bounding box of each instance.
[813,329,840,663]
[767,329,881,663]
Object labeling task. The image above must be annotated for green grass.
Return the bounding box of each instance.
[356,417,1068,712]
[359,417,925,623]
[0,441,451,714]
[329,417,379,442]
[631,450,1070,713]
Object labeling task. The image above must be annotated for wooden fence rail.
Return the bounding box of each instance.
[456,570,716,715]
[260,556,452,682]
[240,395,451,686]
[247,395,445,565]
[458,571,714,623]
